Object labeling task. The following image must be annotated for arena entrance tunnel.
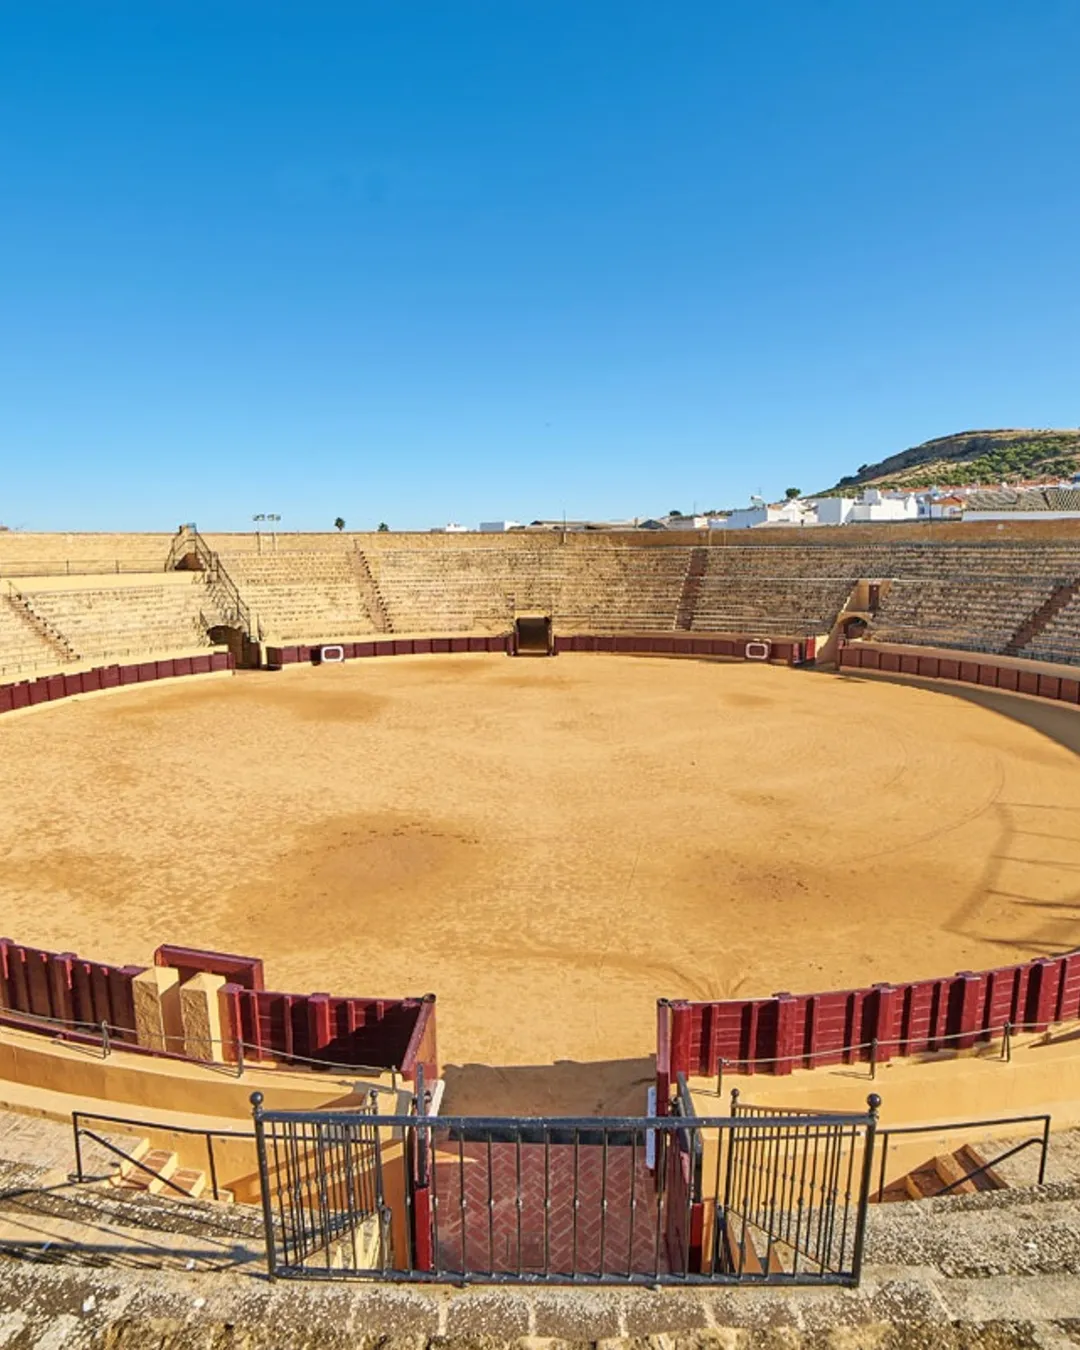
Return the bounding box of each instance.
[513,613,554,656]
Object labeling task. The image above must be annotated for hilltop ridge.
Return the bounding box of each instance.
[822,428,1080,493]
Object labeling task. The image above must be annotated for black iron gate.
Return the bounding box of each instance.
[252,1091,879,1286]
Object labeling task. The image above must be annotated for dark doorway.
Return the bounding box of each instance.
[514,614,554,656]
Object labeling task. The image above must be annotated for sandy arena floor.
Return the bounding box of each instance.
[2,654,1080,1111]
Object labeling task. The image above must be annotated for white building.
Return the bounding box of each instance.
[665,515,710,530]
[847,488,919,523]
[479,520,522,532]
[811,496,855,526]
[723,498,813,530]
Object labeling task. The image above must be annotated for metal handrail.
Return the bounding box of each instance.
[875,1112,1051,1201]
[72,1108,256,1203]
[176,525,261,641]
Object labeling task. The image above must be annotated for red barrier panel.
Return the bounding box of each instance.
[0,686,13,715]
[841,642,1080,713]
[669,946,1080,1077]
[0,938,144,1044]
[154,944,265,991]
[233,986,437,1077]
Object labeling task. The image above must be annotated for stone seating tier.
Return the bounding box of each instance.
[0,599,61,676]
[22,584,218,662]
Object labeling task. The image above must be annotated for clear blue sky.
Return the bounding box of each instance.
[2,2,1079,532]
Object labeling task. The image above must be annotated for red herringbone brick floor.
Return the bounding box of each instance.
[430,1141,669,1276]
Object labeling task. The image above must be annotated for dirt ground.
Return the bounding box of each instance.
[2,654,1080,1113]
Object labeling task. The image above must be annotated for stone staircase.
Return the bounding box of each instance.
[106,1138,229,1203]
[351,548,393,633]
[675,546,708,630]
[1005,576,1080,654]
[880,1143,1005,1202]
[2,583,79,664]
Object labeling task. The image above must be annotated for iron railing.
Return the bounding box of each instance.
[251,1092,880,1286]
[72,1109,255,1202]
[874,1112,1051,1202]
[166,525,260,641]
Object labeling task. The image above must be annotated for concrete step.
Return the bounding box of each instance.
[114,1147,178,1194]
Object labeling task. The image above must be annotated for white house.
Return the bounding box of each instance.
[810,496,856,526]
[723,499,812,529]
[848,489,919,523]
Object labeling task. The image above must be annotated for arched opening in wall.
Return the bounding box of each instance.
[843,616,869,640]
[513,614,554,656]
[207,624,258,668]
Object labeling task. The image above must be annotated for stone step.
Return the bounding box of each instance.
[114,1147,178,1194]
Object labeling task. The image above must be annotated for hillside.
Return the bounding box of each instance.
[823,429,1080,492]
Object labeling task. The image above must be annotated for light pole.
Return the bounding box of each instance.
[252,514,281,554]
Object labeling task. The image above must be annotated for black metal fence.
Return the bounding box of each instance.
[251,1091,880,1286]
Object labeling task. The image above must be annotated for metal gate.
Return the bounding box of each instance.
[252,1091,878,1286]
[252,1090,390,1275]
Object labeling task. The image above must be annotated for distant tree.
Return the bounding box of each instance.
[377,521,390,532]
[785,487,801,500]
[334,516,345,531]
[669,509,683,517]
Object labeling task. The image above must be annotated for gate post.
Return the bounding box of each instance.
[849,1093,881,1286]
[250,1091,277,1281]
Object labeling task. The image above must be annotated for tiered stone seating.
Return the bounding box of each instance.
[554,550,689,630]
[871,578,1059,653]
[1019,594,1080,664]
[689,548,860,635]
[23,579,212,661]
[220,551,377,641]
[0,596,64,675]
[368,548,689,633]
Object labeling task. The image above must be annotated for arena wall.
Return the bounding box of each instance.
[839,641,1080,705]
[265,632,815,666]
[0,935,438,1083]
[658,947,1080,1092]
[0,651,233,714]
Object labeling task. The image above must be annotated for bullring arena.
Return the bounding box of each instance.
[2,524,1080,1338]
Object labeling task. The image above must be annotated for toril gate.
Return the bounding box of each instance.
[251,1086,880,1286]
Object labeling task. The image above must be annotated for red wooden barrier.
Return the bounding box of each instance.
[264,632,811,666]
[667,948,1080,1078]
[840,642,1080,710]
[229,985,438,1078]
[0,651,235,719]
[0,938,144,1044]
[0,932,437,1077]
[153,944,265,991]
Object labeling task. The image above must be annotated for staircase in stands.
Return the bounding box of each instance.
[351,549,393,632]
[1004,576,1080,655]
[2,582,80,662]
[674,547,708,630]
